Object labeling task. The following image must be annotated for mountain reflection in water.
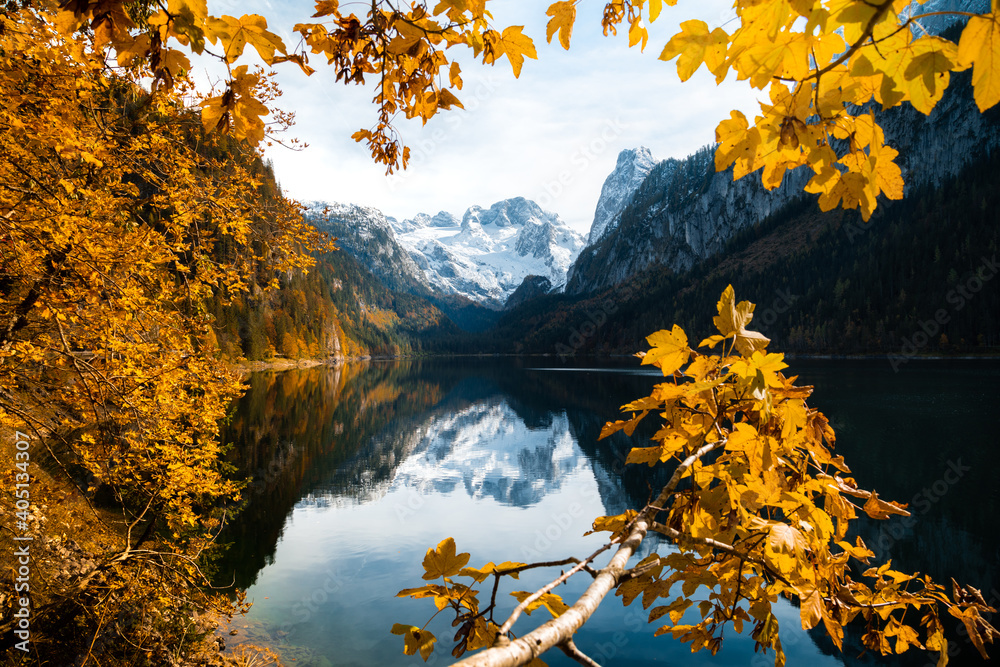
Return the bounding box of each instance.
[215,358,999,667]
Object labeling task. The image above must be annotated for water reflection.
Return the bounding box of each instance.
[216,359,999,667]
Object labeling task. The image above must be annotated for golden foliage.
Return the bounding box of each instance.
[395,288,999,666]
[597,0,999,219]
[0,4,328,662]
[52,0,1000,213]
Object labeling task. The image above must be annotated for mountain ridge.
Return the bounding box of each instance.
[567,68,1000,296]
[389,196,585,307]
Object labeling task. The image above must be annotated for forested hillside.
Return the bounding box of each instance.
[488,144,1000,358]
[0,7,329,663]
[208,215,462,362]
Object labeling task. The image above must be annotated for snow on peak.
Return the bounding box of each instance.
[587,147,659,246]
[302,201,430,293]
[390,199,585,307]
[304,200,396,240]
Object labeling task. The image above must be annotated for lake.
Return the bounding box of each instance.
[215,358,1000,667]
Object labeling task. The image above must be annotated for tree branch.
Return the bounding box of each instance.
[557,638,602,667]
[0,246,69,351]
[453,439,727,667]
[497,544,612,637]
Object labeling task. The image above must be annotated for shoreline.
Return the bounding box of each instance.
[230,350,1000,374]
[233,358,333,373]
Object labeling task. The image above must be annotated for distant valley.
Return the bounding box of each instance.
[226,69,1000,362]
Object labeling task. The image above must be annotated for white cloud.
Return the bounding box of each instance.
[203,0,762,235]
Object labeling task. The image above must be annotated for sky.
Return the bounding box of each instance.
[198,0,764,235]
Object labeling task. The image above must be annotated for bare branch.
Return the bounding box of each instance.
[557,638,602,667]
[497,544,612,637]
[453,439,727,667]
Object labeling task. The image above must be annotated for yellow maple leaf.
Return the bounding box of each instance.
[628,17,649,50]
[862,491,910,520]
[511,591,570,618]
[396,584,453,610]
[391,624,437,661]
[903,36,959,114]
[205,14,286,64]
[459,561,526,582]
[958,12,1000,111]
[798,586,824,630]
[498,25,537,78]
[715,111,762,178]
[659,20,728,81]
[642,324,690,375]
[199,95,229,134]
[545,1,576,50]
[712,285,771,356]
[625,445,663,466]
[421,537,471,580]
[649,0,666,23]
[584,510,637,540]
[311,0,339,18]
[764,523,809,574]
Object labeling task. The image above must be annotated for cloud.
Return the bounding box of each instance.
[204,0,761,234]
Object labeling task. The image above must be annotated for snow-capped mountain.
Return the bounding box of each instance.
[390,210,461,234]
[301,201,431,295]
[391,197,585,307]
[588,147,659,245]
[389,399,590,506]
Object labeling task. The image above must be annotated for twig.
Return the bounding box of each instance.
[497,544,613,637]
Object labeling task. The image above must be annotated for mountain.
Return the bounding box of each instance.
[504,275,554,311]
[390,210,461,233]
[486,131,1000,359]
[390,197,585,308]
[587,146,659,245]
[302,202,503,332]
[567,68,1000,296]
[302,202,431,295]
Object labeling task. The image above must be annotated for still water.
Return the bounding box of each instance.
[216,358,1000,667]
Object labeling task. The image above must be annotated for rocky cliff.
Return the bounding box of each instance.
[302,202,431,296]
[587,146,659,245]
[567,70,1000,295]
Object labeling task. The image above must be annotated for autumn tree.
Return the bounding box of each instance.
[0,3,328,663]
[393,288,999,666]
[10,0,1000,664]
